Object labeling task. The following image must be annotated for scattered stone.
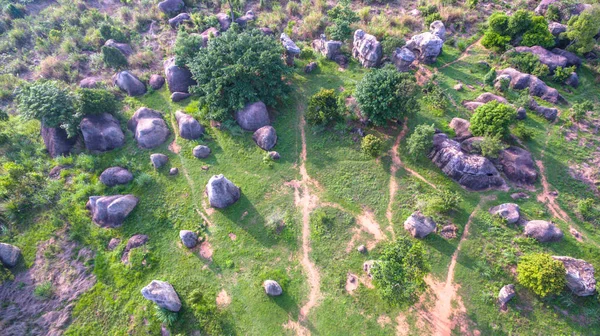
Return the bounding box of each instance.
[100,167,133,187]
[392,47,415,72]
[107,238,121,251]
[179,230,198,248]
[104,39,133,57]
[206,174,241,208]
[175,111,204,140]
[149,74,165,90]
[169,167,178,175]
[498,146,538,185]
[524,220,563,242]
[268,151,280,160]
[552,256,597,297]
[164,57,196,94]
[253,126,277,151]
[495,68,562,104]
[352,30,382,68]
[171,92,191,102]
[449,118,472,142]
[123,234,148,256]
[516,107,527,120]
[49,165,71,179]
[280,33,301,66]
[0,243,21,268]
[404,211,436,238]
[141,280,182,312]
[263,280,283,296]
[235,10,256,27]
[79,77,99,88]
[235,101,270,131]
[311,35,343,60]
[158,0,184,16]
[151,153,169,169]
[113,71,146,97]
[86,195,138,228]
[193,145,211,159]
[80,113,125,152]
[304,62,318,73]
[128,107,170,149]
[511,192,529,200]
[489,203,521,224]
[498,284,516,308]
[216,13,231,31]
[168,13,190,28]
[41,125,76,158]
[357,245,367,253]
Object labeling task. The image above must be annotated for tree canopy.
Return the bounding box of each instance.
[517,253,566,298]
[469,101,516,138]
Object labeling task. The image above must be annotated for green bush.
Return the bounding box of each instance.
[306,89,340,126]
[174,29,204,67]
[545,5,561,23]
[570,100,593,122]
[482,11,555,52]
[76,88,119,116]
[355,67,418,126]
[424,189,461,215]
[517,253,566,298]
[361,134,383,157]
[505,51,549,77]
[154,306,179,327]
[310,208,334,238]
[99,23,127,43]
[101,46,128,69]
[407,123,435,157]
[483,68,496,87]
[481,31,511,53]
[566,8,600,54]
[552,66,576,83]
[5,4,25,19]
[0,109,8,121]
[470,101,516,138]
[325,0,359,41]
[187,289,223,334]
[512,123,534,141]
[478,133,505,158]
[424,13,442,27]
[370,237,429,306]
[578,198,598,221]
[507,10,532,37]
[0,264,13,285]
[381,35,405,56]
[34,281,54,299]
[521,16,555,48]
[418,5,437,17]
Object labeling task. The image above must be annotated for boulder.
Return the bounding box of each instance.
[80,113,125,152]
[113,71,146,97]
[511,192,529,200]
[169,167,178,175]
[524,220,563,242]
[534,0,558,15]
[107,238,121,251]
[41,125,76,158]
[199,27,220,47]
[79,77,99,88]
[216,13,231,31]
[193,145,211,159]
[99,167,134,187]
[168,13,191,28]
[128,107,170,149]
[253,126,277,151]
[352,30,383,68]
[404,211,436,238]
[449,118,472,142]
[179,230,198,248]
[104,39,133,57]
[268,151,280,160]
[392,47,416,72]
[552,256,597,297]
[513,46,568,73]
[460,136,484,154]
[489,203,520,224]
[475,92,508,104]
[304,62,318,73]
[124,234,148,253]
[405,32,443,64]
[357,245,367,253]
[0,243,21,268]
[86,194,138,228]
[259,27,274,35]
[551,48,581,68]
[164,57,196,94]
[430,20,446,41]
[158,0,184,16]
[141,280,181,312]
[150,153,169,169]
[263,280,283,296]
[280,33,301,66]
[206,174,240,208]
[498,284,516,307]
[496,68,562,104]
[462,101,485,111]
[311,35,343,60]
[235,10,256,27]
[429,133,505,190]
[175,111,204,140]
[149,74,165,90]
[548,22,567,36]
[235,101,270,131]
[171,92,191,102]
[565,72,579,88]
[516,107,527,120]
[528,99,558,121]
[498,146,538,185]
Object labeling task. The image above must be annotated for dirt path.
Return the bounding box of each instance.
[535,159,571,223]
[439,37,483,70]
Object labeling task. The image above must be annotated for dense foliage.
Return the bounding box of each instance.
[325,0,359,41]
[570,100,594,122]
[101,46,128,69]
[482,10,554,52]
[361,134,383,157]
[565,8,600,54]
[517,253,566,298]
[477,134,505,158]
[306,89,340,126]
[75,88,119,116]
[505,51,549,78]
[174,29,204,67]
[407,123,435,156]
[469,101,515,138]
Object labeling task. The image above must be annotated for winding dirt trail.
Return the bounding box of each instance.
[439,37,483,70]
[535,159,571,223]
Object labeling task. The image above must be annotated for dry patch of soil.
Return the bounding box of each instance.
[216,289,231,309]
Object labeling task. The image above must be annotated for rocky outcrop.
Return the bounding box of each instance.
[280,33,301,66]
[252,126,277,151]
[392,47,416,72]
[158,0,184,16]
[524,220,563,242]
[352,30,382,68]
[463,93,508,110]
[498,146,538,185]
[80,113,125,152]
[460,136,484,154]
[312,35,343,60]
[513,46,567,73]
[495,68,562,104]
[216,13,231,31]
[263,280,283,296]
[86,195,138,228]
[489,203,520,224]
[99,167,133,187]
[449,118,472,141]
[206,174,240,209]
[169,13,191,28]
[149,74,165,90]
[141,280,181,312]
[528,99,558,121]
[429,133,505,191]
[0,243,21,268]
[41,125,76,158]
[164,57,196,94]
[551,48,581,68]
[430,20,446,41]
[235,101,270,131]
[193,145,211,159]
[405,23,445,64]
[128,108,170,149]
[104,39,133,57]
[498,284,516,307]
[404,211,436,238]
[150,153,169,169]
[113,71,146,97]
[179,230,198,248]
[175,111,204,140]
[552,256,597,297]
[234,10,256,27]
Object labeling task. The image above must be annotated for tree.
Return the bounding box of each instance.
[552,66,576,83]
[370,237,429,306]
[470,101,516,138]
[478,133,505,158]
[355,67,419,126]
[488,12,510,36]
[407,123,435,156]
[306,89,340,125]
[566,8,600,54]
[481,31,511,53]
[521,16,555,48]
[101,46,128,69]
[361,134,383,157]
[174,28,204,67]
[188,28,291,121]
[508,10,532,37]
[75,88,119,116]
[517,253,566,297]
[325,0,359,41]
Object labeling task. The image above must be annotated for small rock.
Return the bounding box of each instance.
[516,107,527,120]
[179,230,198,248]
[169,167,179,175]
[171,92,191,102]
[363,260,375,277]
[107,238,121,251]
[489,203,521,224]
[100,167,134,187]
[141,280,182,312]
[193,145,211,159]
[454,83,463,91]
[79,77,99,88]
[263,280,283,296]
[357,245,366,253]
[304,62,318,73]
[0,243,21,268]
[268,151,280,160]
[150,153,169,169]
[449,118,472,142]
[158,0,184,16]
[149,75,165,90]
[404,211,436,238]
[253,126,277,151]
[524,220,563,242]
[498,284,516,307]
[511,192,529,200]
[169,13,191,28]
[80,113,125,152]
[565,72,579,88]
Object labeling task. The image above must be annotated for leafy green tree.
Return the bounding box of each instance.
[517,253,566,298]
[508,10,532,36]
[488,12,510,35]
[188,28,291,121]
[424,189,462,215]
[306,89,340,125]
[370,237,429,306]
[325,0,359,41]
[75,88,119,116]
[361,134,383,157]
[478,133,506,158]
[470,101,516,138]
[355,67,418,126]
[521,16,555,48]
[566,8,600,54]
[407,123,435,157]
[174,28,204,67]
[481,31,511,53]
[101,46,128,69]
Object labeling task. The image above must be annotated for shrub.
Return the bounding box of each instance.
[487,12,510,36]
[418,5,438,17]
[512,123,534,141]
[34,281,54,299]
[310,208,334,237]
[470,101,516,138]
[505,51,549,78]
[517,253,566,297]
[0,109,8,121]
[467,0,478,10]
[325,0,359,41]
[424,13,442,27]
[188,28,291,122]
[99,23,127,43]
[286,1,300,16]
[566,8,600,54]
[552,66,576,83]
[0,264,13,285]
[545,5,561,23]
[481,31,511,53]
[39,56,70,81]
[361,134,383,157]
[570,100,593,122]
[521,16,555,48]
[478,133,505,158]
[187,289,223,334]
[578,198,598,221]
[75,88,119,116]
[421,82,449,113]
[381,35,405,56]
[424,189,461,215]
[407,124,435,157]
[355,67,418,126]
[174,28,204,67]
[370,237,429,306]
[101,46,128,69]
[5,4,25,19]
[306,89,340,125]
[154,306,179,327]
[484,68,496,87]
[507,10,532,37]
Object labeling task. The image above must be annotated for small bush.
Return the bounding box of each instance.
[39,56,70,81]
[570,100,593,122]
[517,253,566,298]
[174,29,204,67]
[286,1,300,16]
[407,124,435,157]
[34,281,54,299]
[99,23,127,43]
[381,35,405,56]
[578,198,598,221]
[424,189,462,215]
[424,13,442,27]
[552,66,576,83]
[310,208,334,238]
[361,134,383,157]
[306,89,340,126]
[470,101,516,138]
[154,306,179,327]
[101,46,128,69]
[512,124,534,141]
[325,0,359,41]
[505,51,549,78]
[478,133,505,158]
[0,264,13,285]
[484,68,496,87]
[76,88,119,116]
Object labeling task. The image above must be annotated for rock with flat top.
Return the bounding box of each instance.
[141,280,181,312]
[524,220,563,242]
[128,107,170,149]
[404,211,436,238]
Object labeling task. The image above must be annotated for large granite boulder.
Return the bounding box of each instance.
[495,68,562,104]
[235,10,256,27]
[312,35,343,60]
[158,0,184,16]
[489,203,520,224]
[179,230,198,248]
[524,220,563,242]
[0,243,21,268]
[80,113,125,152]
[392,47,416,72]
[128,108,170,149]
[206,174,240,208]
[169,13,191,28]
[235,101,270,131]
[104,39,133,57]
[175,111,204,140]
[552,256,597,297]
[429,134,505,190]
[449,118,472,142]
[352,30,383,68]
[86,194,138,228]
[405,31,443,64]
[430,20,446,41]
[551,48,581,68]
[113,71,146,97]
[164,57,196,94]
[280,33,301,66]
[263,280,283,296]
[99,167,134,187]
[41,125,76,158]
[216,13,231,31]
[141,280,181,312]
[404,211,436,238]
[149,74,165,90]
[150,153,169,169]
[498,146,538,185]
[252,126,277,151]
[513,46,568,73]
[498,284,516,307]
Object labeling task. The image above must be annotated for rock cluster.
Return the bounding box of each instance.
[206,174,240,208]
[312,35,343,61]
[513,46,568,73]
[86,195,138,228]
[392,47,416,72]
[141,280,182,312]
[404,21,445,64]
[552,256,596,297]
[404,211,436,238]
[495,68,562,104]
[235,101,270,131]
[352,30,382,68]
[463,92,508,111]
[128,108,170,149]
[80,113,125,152]
[528,99,558,121]
[175,111,204,140]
